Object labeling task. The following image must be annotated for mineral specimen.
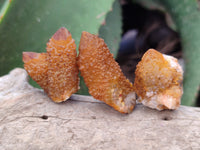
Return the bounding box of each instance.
[78,31,136,113]
[134,49,183,110]
[23,27,79,102]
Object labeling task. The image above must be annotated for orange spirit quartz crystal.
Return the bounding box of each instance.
[134,49,183,110]
[22,28,183,113]
[78,31,136,113]
[23,27,79,102]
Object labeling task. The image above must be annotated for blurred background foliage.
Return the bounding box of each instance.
[0,0,199,106]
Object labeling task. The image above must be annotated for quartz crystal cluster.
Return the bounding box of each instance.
[23,28,79,102]
[134,49,183,110]
[78,32,136,113]
[22,27,183,113]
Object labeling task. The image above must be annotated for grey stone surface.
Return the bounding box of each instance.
[0,68,200,150]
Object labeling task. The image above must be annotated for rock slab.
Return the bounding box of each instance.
[0,68,200,150]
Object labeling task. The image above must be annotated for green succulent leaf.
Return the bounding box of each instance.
[99,0,122,58]
[0,0,12,23]
[78,0,122,95]
[0,0,123,96]
[0,0,115,76]
[160,0,200,106]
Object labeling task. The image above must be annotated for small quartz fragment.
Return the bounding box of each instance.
[78,31,136,113]
[23,27,79,102]
[23,52,48,93]
[134,49,183,110]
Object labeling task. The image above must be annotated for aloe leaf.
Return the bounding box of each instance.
[0,0,118,94]
[99,0,122,58]
[0,0,115,76]
[0,0,12,23]
[133,0,200,105]
[160,0,200,106]
[78,0,122,95]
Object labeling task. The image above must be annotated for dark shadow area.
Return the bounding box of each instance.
[41,115,48,120]
[162,116,172,121]
[196,90,200,107]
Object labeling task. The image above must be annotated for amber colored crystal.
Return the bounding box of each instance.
[78,31,136,113]
[23,27,79,102]
[23,52,48,93]
[134,49,183,110]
